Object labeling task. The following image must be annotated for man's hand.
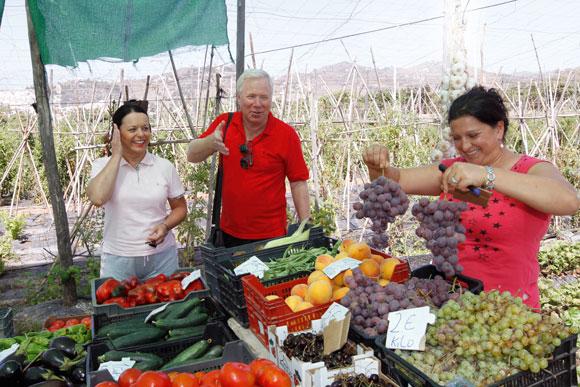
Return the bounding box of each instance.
[212,121,229,155]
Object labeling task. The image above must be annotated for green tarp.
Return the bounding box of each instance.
[28,0,229,67]
[0,0,5,27]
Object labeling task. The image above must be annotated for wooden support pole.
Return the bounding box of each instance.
[236,0,246,80]
[169,50,197,137]
[26,0,77,305]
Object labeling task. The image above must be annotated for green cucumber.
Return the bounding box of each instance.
[160,339,210,370]
[153,312,208,330]
[111,327,167,349]
[98,350,163,364]
[98,324,151,339]
[198,344,223,360]
[162,298,202,320]
[134,358,164,371]
[168,325,206,338]
[96,317,150,336]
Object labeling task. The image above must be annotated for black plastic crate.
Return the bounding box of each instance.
[412,264,483,294]
[91,267,209,316]
[0,308,14,338]
[88,340,254,387]
[86,320,237,384]
[91,296,226,343]
[204,233,335,327]
[374,333,578,387]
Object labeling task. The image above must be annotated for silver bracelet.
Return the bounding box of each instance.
[485,166,496,190]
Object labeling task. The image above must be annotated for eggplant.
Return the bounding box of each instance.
[41,349,83,373]
[0,359,23,386]
[23,366,63,386]
[69,365,86,385]
[49,337,80,359]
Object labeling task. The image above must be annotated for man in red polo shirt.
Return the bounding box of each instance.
[187,69,310,247]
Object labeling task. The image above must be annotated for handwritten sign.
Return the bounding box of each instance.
[385,306,436,351]
[233,256,269,278]
[144,303,168,323]
[0,343,19,364]
[320,302,349,329]
[181,270,201,289]
[354,356,380,376]
[98,358,136,381]
[323,258,360,279]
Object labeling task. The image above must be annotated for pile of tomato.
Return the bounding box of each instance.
[95,358,290,387]
[46,316,91,332]
[96,272,205,308]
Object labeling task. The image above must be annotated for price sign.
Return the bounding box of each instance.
[98,358,136,381]
[233,256,269,278]
[323,258,360,279]
[181,270,201,289]
[385,306,436,351]
[320,302,349,328]
[144,303,168,323]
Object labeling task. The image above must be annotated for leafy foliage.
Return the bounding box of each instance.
[0,211,26,240]
[539,277,580,329]
[310,200,337,236]
[538,242,580,276]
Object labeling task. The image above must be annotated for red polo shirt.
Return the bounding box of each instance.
[199,112,309,239]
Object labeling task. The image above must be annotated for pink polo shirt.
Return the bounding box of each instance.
[90,152,185,256]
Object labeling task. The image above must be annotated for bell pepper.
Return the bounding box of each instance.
[186,279,204,292]
[145,291,159,304]
[145,273,167,286]
[121,275,139,290]
[169,271,190,281]
[95,278,122,304]
[103,297,129,307]
[156,280,184,301]
[128,286,148,305]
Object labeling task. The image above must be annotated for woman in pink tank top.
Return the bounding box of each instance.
[363,87,579,309]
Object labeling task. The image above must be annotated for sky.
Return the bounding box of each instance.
[1,0,579,91]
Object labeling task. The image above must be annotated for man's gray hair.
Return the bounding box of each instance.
[236,69,273,96]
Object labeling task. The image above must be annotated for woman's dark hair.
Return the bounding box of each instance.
[112,102,148,128]
[448,86,509,139]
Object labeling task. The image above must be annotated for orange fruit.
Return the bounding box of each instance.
[339,239,354,253]
[334,251,349,261]
[291,284,308,299]
[370,254,385,266]
[346,242,372,260]
[380,258,400,280]
[285,295,303,312]
[307,270,331,286]
[332,287,350,301]
[295,301,314,312]
[333,271,346,287]
[315,254,334,271]
[378,279,390,286]
[307,280,333,305]
[359,258,380,279]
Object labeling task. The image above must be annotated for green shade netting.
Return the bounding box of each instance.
[28,0,230,67]
[0,0,5,27]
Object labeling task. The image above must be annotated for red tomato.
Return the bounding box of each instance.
[47,323,60,332]
[167,371,180,382]
[249,359,276,379]
[134,371,172,387]
[81,316,92,329]
[118,368,142,387]
[200,370,221,387]
[219,363,255,387]
[64,318,80,327]
[193,371,206,382]
[172,373,200,387]
[256,366,291,387]
[50,320,65,329]
[95,382,119,387]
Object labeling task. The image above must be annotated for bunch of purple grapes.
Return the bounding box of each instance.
[352,176,409,249]
[412,198,468,277]
[341,268,458,337]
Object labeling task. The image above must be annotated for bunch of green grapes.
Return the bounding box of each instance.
[395,290,578,386]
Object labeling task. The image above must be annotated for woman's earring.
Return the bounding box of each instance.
[500,142,505,148]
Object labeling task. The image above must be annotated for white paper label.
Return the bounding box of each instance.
[144,303,168,323]
[320,302,350,328]
[385,306,436,351]
[233,256,269,279]
[98,358,136,381]
[181,270,201,289]
[258,320,265,335]
[354,356,380,376]
[323,258,360,279]
[0,343,19,364]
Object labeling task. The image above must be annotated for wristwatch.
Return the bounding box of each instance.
[484,166,496,190]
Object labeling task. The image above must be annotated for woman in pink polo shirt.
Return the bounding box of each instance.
[87,104,187,281]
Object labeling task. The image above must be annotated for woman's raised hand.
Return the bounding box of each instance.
[110,124,122,156]
[363,144,390,175]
